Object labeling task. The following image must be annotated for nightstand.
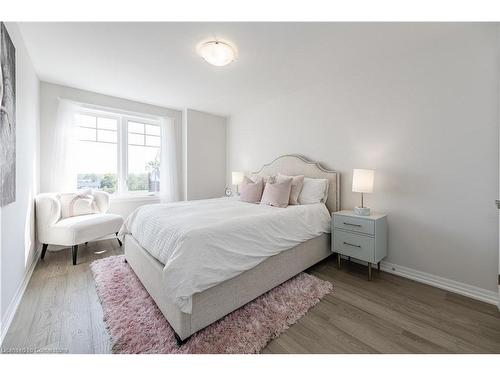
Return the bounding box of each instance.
[332,210,387,280]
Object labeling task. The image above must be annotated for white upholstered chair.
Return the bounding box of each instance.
[35,191,124,265]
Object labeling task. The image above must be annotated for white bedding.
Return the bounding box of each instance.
[120,197,331,313]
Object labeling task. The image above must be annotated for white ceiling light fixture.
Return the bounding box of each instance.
[197,40,237,67]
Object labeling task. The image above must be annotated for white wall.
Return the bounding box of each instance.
[39,82,184,217]
[1,23,40,340]
[228,24,499,294]
[184,109,226,200]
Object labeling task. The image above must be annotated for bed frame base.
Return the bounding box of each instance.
[124,233,331,340]
[125,251,187,346]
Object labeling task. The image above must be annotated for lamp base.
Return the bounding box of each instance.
[354,206,371,216]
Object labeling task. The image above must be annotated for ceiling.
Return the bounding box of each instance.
[18,23,463,116]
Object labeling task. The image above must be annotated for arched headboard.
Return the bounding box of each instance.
[252,154,340,213]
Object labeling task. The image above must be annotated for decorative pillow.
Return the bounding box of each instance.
[298,178,329,205]
[58,190,98,219]
[248,174,273,184]
[278,173,304,205]
[239,176,264,203]
[260,176,293,208]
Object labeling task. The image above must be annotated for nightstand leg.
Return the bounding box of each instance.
[377,262,380,271]
[337,253,341,269]
[368,263,372,281]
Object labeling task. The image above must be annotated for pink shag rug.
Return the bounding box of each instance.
[90,255,332,354]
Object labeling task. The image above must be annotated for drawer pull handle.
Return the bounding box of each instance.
[343,222,362,227]
[343,241,361,248]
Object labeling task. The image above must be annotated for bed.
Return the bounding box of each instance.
[122,154,340,342]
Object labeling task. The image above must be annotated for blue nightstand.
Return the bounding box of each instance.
[332,210,387,280]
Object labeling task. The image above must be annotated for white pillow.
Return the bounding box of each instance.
[298,178,329,205]
[58,190,98,219]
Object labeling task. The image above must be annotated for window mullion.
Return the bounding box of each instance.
[123,119,129,194]
[116,119,122,195]
[118,117,128,195]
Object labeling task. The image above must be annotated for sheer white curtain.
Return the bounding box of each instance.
[48,99,80,192]
[159,117,179,202]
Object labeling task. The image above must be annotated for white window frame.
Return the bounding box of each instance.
[75,105,163,199]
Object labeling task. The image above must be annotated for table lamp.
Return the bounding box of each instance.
[352,169,375,216]
[232,171,244,195]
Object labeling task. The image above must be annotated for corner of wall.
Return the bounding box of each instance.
[182,109,189,200]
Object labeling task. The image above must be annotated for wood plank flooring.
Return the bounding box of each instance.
[2,239,499,353]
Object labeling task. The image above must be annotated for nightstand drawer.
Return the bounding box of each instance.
[333,230,374,262]
[333,215,374,235]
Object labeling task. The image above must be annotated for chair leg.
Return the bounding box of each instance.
[116,232,122,247]
[41,244,48,260]
[72,245,78,265]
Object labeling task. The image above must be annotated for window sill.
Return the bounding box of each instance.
[109,194,160,204]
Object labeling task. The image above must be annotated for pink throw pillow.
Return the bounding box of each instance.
[239,176,264,203]
[248,174,272,184]
[260,176,293,208]
[278,173,304,205]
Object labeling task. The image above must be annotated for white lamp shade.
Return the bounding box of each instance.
[232,171,244,185]
[352,169,375,193]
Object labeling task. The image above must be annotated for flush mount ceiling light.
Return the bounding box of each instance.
[197,40,237,66]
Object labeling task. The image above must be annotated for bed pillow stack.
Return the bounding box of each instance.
[240,173,328,207]
[239,176,264,203]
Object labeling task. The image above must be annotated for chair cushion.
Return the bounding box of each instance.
[48,213,124,246]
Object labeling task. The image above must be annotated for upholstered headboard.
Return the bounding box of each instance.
[252,154,340,213]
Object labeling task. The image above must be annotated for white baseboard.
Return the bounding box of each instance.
[339,255,498,306]
[0,245,41,346]
[379,261,498,306]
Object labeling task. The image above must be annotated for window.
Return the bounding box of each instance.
[127,121,161,194]
[77,114,118,193]
[76,109,163,196]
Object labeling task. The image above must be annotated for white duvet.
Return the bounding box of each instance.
[120,198,331,313]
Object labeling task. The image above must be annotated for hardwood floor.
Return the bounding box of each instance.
[2,239,500,353]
